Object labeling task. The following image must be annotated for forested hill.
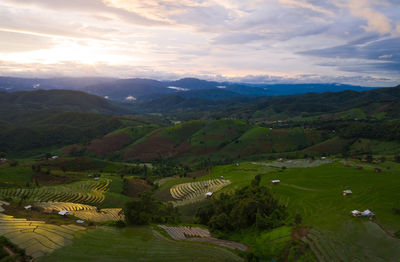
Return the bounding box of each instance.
[0,89,125,117]
[130,84,400,120]
[0,90,151,155]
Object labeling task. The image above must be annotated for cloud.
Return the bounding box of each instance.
[0,0,399,86]
[346,0,392,35]
[0,30,54,52]
[279,0,335,17]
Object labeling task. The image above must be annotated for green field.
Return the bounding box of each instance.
[155,159,400,260]
[39,226,243,262]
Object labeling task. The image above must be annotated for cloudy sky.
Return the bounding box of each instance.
[0,0,399,86]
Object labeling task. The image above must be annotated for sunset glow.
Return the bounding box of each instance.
[0,0,399,85]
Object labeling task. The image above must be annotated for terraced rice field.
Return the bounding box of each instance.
[39,226,244,262]
[72,209,123,222]
[302,223,400,262]
[0,201,86,258]
[159,225,248,251]
[170,179,231,206]
[35,202,124,222]
[0,179,110,205]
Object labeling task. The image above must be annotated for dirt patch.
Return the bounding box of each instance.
[291,226,311,240]
[124,179,152,198]
[60,144,86,157]
[87,132,132,156]
[32,172,79,186]
[187,169,210,178]
[124,131,176,161]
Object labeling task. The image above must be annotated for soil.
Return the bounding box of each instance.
[86,132,132,156]
[291,226,311,240]
[32,172,79,186]
[124,179,152,198]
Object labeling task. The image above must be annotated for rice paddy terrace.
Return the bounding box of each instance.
[0,201,86,258]
[39,226,244,262]
[0,179,110,205]
[170,178,231,206]
[159,225,248,251]
[35,202,124,222]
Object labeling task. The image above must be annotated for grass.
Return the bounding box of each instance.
[0,166,34,188]
[171,159,400,261]
[303,222,400,262]
[39,226,243,262]
[349,138,400,155]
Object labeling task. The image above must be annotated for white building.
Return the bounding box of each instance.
[58,210,71,216]
[343,190,352,196]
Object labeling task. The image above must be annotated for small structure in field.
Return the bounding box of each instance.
[343,190,352,196]
[205,192,213,198]
[24,205,32,210]
[355,166,363,170]
[361,209,374,217]
[0,158,7,163]
[204,183,208,188]
[58,210,71,216]
[235,163,240,167]
[374,168,382,173]
[220,176,224,179]
[94,177,100,181]
[76,220,85,224]
[271,180,280,185]
[51,156,58,160]
[278,158,284,162]
[321,157,326,160]
[351,210,361,217]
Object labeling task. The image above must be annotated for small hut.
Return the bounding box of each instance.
[351,210,361,217]
[205,192,213,198]
[343,190,352,196]
[271,180,280,185]
[361,209,375,217]
[374,168,382,173]
[58,210,71,216]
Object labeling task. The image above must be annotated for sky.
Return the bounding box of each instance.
[0,0,399,86]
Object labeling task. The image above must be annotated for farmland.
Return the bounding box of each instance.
[0,201,86,258]
[39,226,243,262]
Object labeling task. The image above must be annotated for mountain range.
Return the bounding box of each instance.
[0,76,376,102]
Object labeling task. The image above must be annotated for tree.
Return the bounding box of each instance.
[0,152,5,158]
[45,153,52,160]
[294,213,302,226]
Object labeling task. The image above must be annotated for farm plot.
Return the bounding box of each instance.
[0,179,110,205]
[159,225,247,251]
[170,179,231,206]
[302,223,400,262]
[0,202,86,259]
[72,209,123,222]
[35,202,124,222]
[40,226,244,262]
[252,159,332,168]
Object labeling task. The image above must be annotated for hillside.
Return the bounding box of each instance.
[0,89,125,116]
[130,84,400,120]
